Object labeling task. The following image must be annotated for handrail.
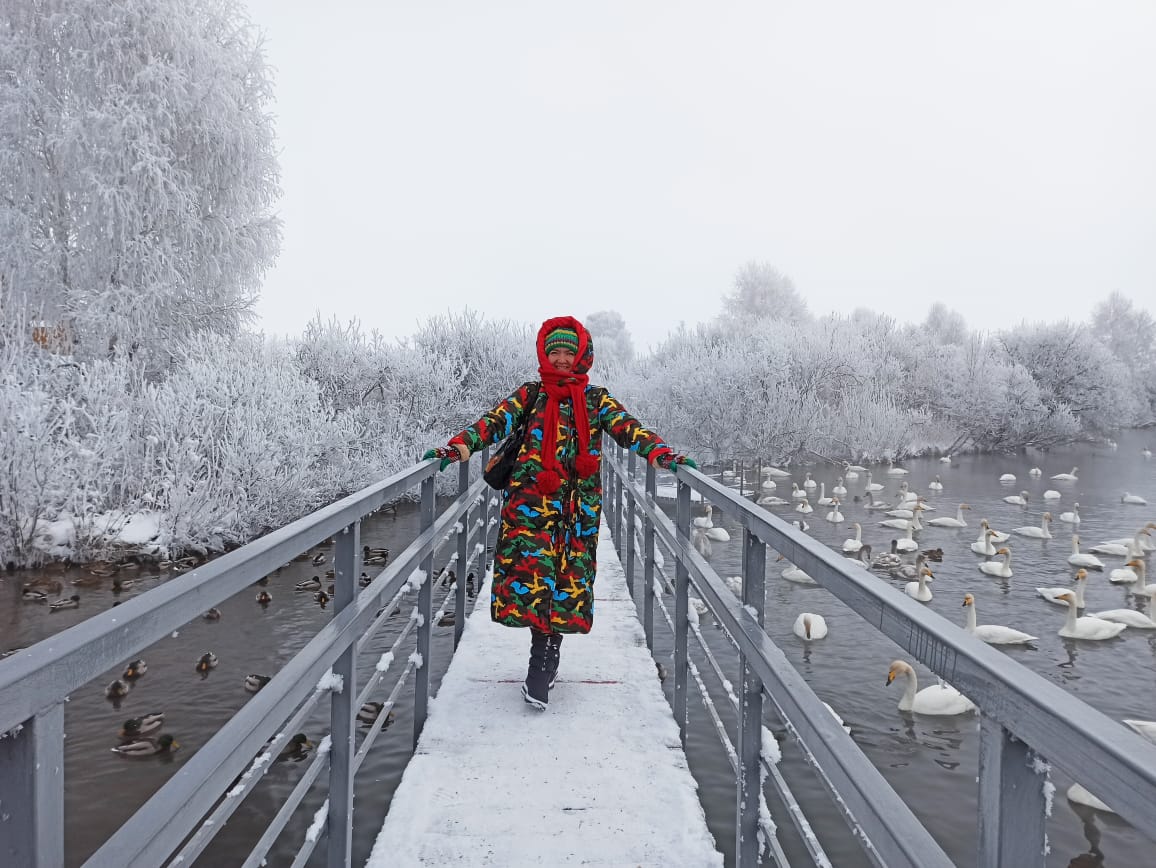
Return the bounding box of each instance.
[600,442,1156,868]
[0,452,496,868]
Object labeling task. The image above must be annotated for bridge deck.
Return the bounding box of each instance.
[367,527,723,866]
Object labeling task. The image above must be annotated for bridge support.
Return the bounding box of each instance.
[737,529,767,867]
[0,704,64,867]
[978,714,1047,868]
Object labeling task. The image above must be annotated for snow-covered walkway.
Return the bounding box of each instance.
[366,527,723,867]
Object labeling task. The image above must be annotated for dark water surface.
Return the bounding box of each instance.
[2,430,1154,866]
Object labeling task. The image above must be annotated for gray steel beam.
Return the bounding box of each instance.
[0,703,63,867]
[978,715,1048,868]
[737,530,766,868]
[673,477,691,746]
[328,520,360,867]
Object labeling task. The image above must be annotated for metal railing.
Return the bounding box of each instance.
[601,440,1156,868]
[0,453,498,867]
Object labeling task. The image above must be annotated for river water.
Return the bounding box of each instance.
[1,430,1153,866]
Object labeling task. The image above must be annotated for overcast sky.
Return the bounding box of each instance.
[243,1,1156,352]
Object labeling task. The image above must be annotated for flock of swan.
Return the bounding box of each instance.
[713,453,1155,814]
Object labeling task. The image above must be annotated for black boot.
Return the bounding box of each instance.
[545,633,562,689]
[522,630,551,710]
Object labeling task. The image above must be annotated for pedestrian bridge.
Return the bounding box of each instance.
[2,444,1156,867]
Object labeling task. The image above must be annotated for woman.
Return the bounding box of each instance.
[424,316,694,710]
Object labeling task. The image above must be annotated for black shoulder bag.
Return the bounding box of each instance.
[482,382,542,490]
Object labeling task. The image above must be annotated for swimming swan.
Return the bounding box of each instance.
[1012,512,1052,539]
[1051,467,1079,481]
[793,612,828,640]
[886,660,976,715]
[1067,535,1103,569]
[904,566,934,602]
[928,504,970,528]
[978,548,1013,578]
[1038,569,1089,608]
[1055,592,1126,640]
[1089,590,1156,629]
[962,593,1038,645]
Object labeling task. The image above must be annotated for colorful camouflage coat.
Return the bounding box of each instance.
[450,326,672,634]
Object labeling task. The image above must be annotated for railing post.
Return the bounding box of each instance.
[978,715,1048,868]
[327,519,360,868]
[643,462,656,651]
[0,705,64,867]
[737,529,767,867]
[455,460,470,648]
[476,447,491,580]
[414,474,436,748]
[624,449,637,595]
[673,474,691,746]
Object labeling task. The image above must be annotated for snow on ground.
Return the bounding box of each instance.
[366,526,723,867]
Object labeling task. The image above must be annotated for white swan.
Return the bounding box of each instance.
[1058,503,1081,525]
[886,660,976,715]
[1066,783,1116,813]
[692,505,714,529]
[1013,512,1052,539]
[1042,489,1062,501]
[1122,492,1149,506]
[978,547,1013,578]
[999,473,1017,483]
[791,483,808,500]
[793,612,828,640]
[780,563,815,585]
[1109,558,1145,585]
[825,499,844,523]
[1038,569,1089,608]
[757,495,788,506]
[904,567,934,601]
[1124,718,1156,743]
[1003,490,1030,506]
[1096,524,1155,553]
[862,495,890,511]
[706,526,730,542]
[724,575,744,597]
[928,504,970,528]
[795,498,813,515]
[1051,467,1079,481]
[1090,529,1150,557]
[1089,590,1156,629]
[1056,591,1126,639]
[891,554,928,582]
[802,472,817,490]
[761,478,777,492]
[971,528,999,556]
[842,522,863,553]
[895,523,918,553]
[864,472,884,493]
[1029,467,1042,478]
[886,459,909,477]
[977,519,1010,543]
[882,505,924,531]
[939,455,952,464]
[1067,535,1103,569]
[815,482,831,505]
[691,527,712,559]
[962,593,1038,645]
[764,465,792,478]
[832,477,848,497]
[927,475,944,491]
[846,545,872,568]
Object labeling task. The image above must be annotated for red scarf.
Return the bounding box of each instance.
[535,316,600,495]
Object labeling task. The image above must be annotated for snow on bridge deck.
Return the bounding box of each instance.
[367,527,723,867]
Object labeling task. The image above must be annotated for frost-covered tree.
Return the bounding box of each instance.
[721,260,808,323]
[0,0,281,366]
[585,309,635,370]
[1092,292,1156,419]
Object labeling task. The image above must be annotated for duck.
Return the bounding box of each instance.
[295,576,322,591]
[802,472,817,490]
[244,674,272,693]
[824,498,844,523]
[256,590,272,605]
[48,594,81,611]
[1055,592,1126,640]
[359,572,373,588]
[1066,535,1104,569]
[832,477,848,497]
[310,553,326,566]
[793,613,828,640]
[891,554,929,582]
[961,594,1037,645]
[1121,492,1149,506]
[123,659,147,680]
[1003,490,1030,507]
[1038,569,1090,608]
[119,712,165,739]
[886,660,976,715]
[195,652,219,673]
[358,702,397,728]
[841,523,864,553]
[105,679,132,699]
[999,473,1017,483]
[927,475,944,491]
[22,588,48,603]
[1051,467,1079,481]
[794,498,813,515]
[873,540,902,571]
[928,504,970,528]
[1042,490,1062,501]
[203,607,222,621]
[904,567,935,602]
[1058,503,1081,525]
[791,483,808,500]
[895,524,919,553]
[315,590,331,606]
[792,519,811,532]
[815,483,832,506]
[278,733,314,761]
[1088,591,1156,629]
[920,547,944,562]
[864,472,884,493]
[111,734,179,757]
[1109,558,1145,585]
[111,577,134,593]
[1028,467,1043,478]
[1012,513,1052,539]
[978,548,1013,578]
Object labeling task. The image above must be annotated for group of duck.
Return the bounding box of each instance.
[19,555,208,611]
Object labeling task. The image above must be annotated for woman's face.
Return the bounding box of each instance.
[547,347,576,372]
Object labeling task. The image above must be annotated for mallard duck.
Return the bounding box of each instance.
[359,572,372,588]
[119,712,165,739]
[49,594,81,611]
[437,611,456,627]
[203,607,222,621]
[112,733,179,757]
[105,679,131,699]
[195,652,218,673]
[920,548,944,562]
[295,576,321,591]
[123,659,147,679]
[111,577,135,592]
[69,574,102,587]
[256,590,272,605]
[357,702,396,729]
[311,553,326,566]
[278,733,314,761]
[22,588,48,603]
[314,590,330,607]
[244,674,271,693]
[363,545,390,558]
